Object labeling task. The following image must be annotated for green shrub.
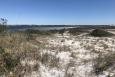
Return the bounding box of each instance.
[59,29,65,35]
[25,29,51,35]
[68,28,89,35]
[48,29,60,33]
[25,29,40,34]
[90,29,114,37]
[25,29,51,40]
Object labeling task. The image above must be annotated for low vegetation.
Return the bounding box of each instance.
[0,47,20,75]
[25,29,52,40]
[41,53,60,68]
[68,28,89,35]
[0,26,115,77]
[93,52,115,76]
[25,29,51,35]
[90,29,114,37]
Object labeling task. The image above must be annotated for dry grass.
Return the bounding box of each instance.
[0,32,46,76]
[41,52,60,68]
[1,29,115,77]
[93,52,115,75]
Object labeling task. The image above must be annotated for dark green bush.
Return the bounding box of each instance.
[25,29,40,34]
[25,29,51,35]
[90,29,114,37]
[48,29,60,33]
[68,28,89,35]
[59,29,65,35]
[25,29,51,40]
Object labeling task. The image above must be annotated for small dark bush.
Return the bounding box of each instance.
[48,29,60,33]
[48,29,66,35]
[25,29,51,35]
[25,29,51,40]
[25,29,40,34]
[68,28,89,35]
[90,29,114,37]
[59,29,65,35]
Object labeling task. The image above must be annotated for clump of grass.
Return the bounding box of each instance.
[0,47,20,75]
[64,60,75,77]
[70,52,78,59]
[93,52,115,75]
[90,29,114,37]
[41,53,60,68]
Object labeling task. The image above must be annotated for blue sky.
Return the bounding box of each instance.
[0,0,115,25]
